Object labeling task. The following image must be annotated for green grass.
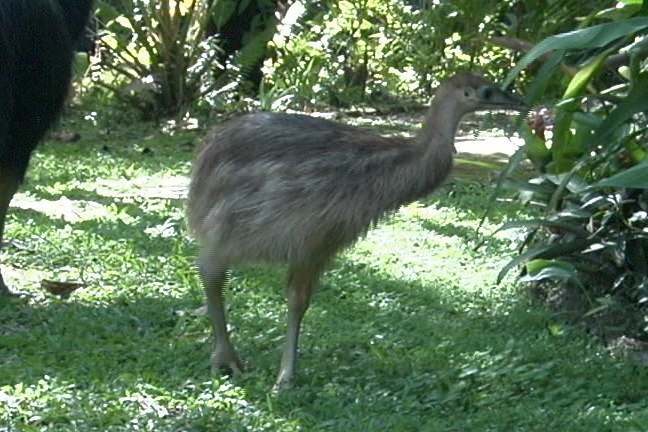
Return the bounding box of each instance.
[1,115,647,431]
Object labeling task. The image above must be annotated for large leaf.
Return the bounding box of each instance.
[496,219,592,237]
[597,0,645,20]
[521,259,580,283]
[592,72,648,144]
[503,17,648,87]
[548,111,575,173]
[210,0,238,29]
[524,50,565,104]
[597,160,648,188]
[497,238,594,283]
[563,51,609,99]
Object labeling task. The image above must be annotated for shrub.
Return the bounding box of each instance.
[89,0,221,118]
[496,2,648,337]
[263,0,613,109]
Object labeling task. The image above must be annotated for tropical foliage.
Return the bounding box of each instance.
[85,0,609,115]
[263,0,602,108]
[87,0,219,117]
[496,0,648,336]
[87,0,282,118]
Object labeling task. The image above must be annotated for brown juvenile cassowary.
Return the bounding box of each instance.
[188,73,526,390]
[0,0,94,296]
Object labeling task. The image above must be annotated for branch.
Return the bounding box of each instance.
[606,43,648,70]
[490,35,534,53]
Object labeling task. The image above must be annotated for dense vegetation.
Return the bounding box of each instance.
[496,2,648,338]
[87,0,609,115]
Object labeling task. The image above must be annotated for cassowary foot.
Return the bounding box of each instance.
[212,345,244,376]
[272,369,296,393]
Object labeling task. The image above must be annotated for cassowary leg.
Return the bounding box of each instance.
[0,169,21,296]
[274,262,323,391]
[199,249,242,374]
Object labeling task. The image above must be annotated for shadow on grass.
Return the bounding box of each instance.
[8,189,184,246]
[0,251,586,431]
[25,183,185,204]
[236,259,645,430]
[415,218,512,253]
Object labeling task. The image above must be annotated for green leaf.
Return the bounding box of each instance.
[592,72,648,145]
[563,52,609,99]
[503,17,648,87]
[497,238,594,284]
[572,112,603,130]
[521,259,579,283]
[114,15,134,30]
[583,297,619,317]
[548,111,574,174]
[597,160,648,188]
[479,146,528,231]
[500,179,555,195]
[521,131,551,157]
[524,50,564,105]
[210,0,237,29]
[553,208,593,219]
[496,219,591,237]
[95,1,121,21]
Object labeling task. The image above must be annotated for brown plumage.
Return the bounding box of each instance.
[187,72,525,390]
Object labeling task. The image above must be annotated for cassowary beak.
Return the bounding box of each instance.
[479,86,527,111]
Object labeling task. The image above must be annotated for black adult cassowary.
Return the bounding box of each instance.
[0,0,93,296]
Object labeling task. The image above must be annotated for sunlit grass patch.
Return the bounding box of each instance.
[0,117,646,431]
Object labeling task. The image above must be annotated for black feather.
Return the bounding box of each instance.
[0,0,93,294]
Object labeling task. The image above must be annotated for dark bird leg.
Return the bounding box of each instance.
[0,168,21,297]
[199,249,243,375]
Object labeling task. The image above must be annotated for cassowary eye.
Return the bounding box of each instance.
[482,87,493,99]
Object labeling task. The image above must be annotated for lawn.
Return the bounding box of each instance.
[0,113,646,431]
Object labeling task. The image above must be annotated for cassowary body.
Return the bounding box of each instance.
[0,0,93,295]
[188,73,525,390]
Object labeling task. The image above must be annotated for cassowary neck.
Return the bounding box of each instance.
[418,86,468,155]
[368,89,469,215]
[412,87,469,192]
